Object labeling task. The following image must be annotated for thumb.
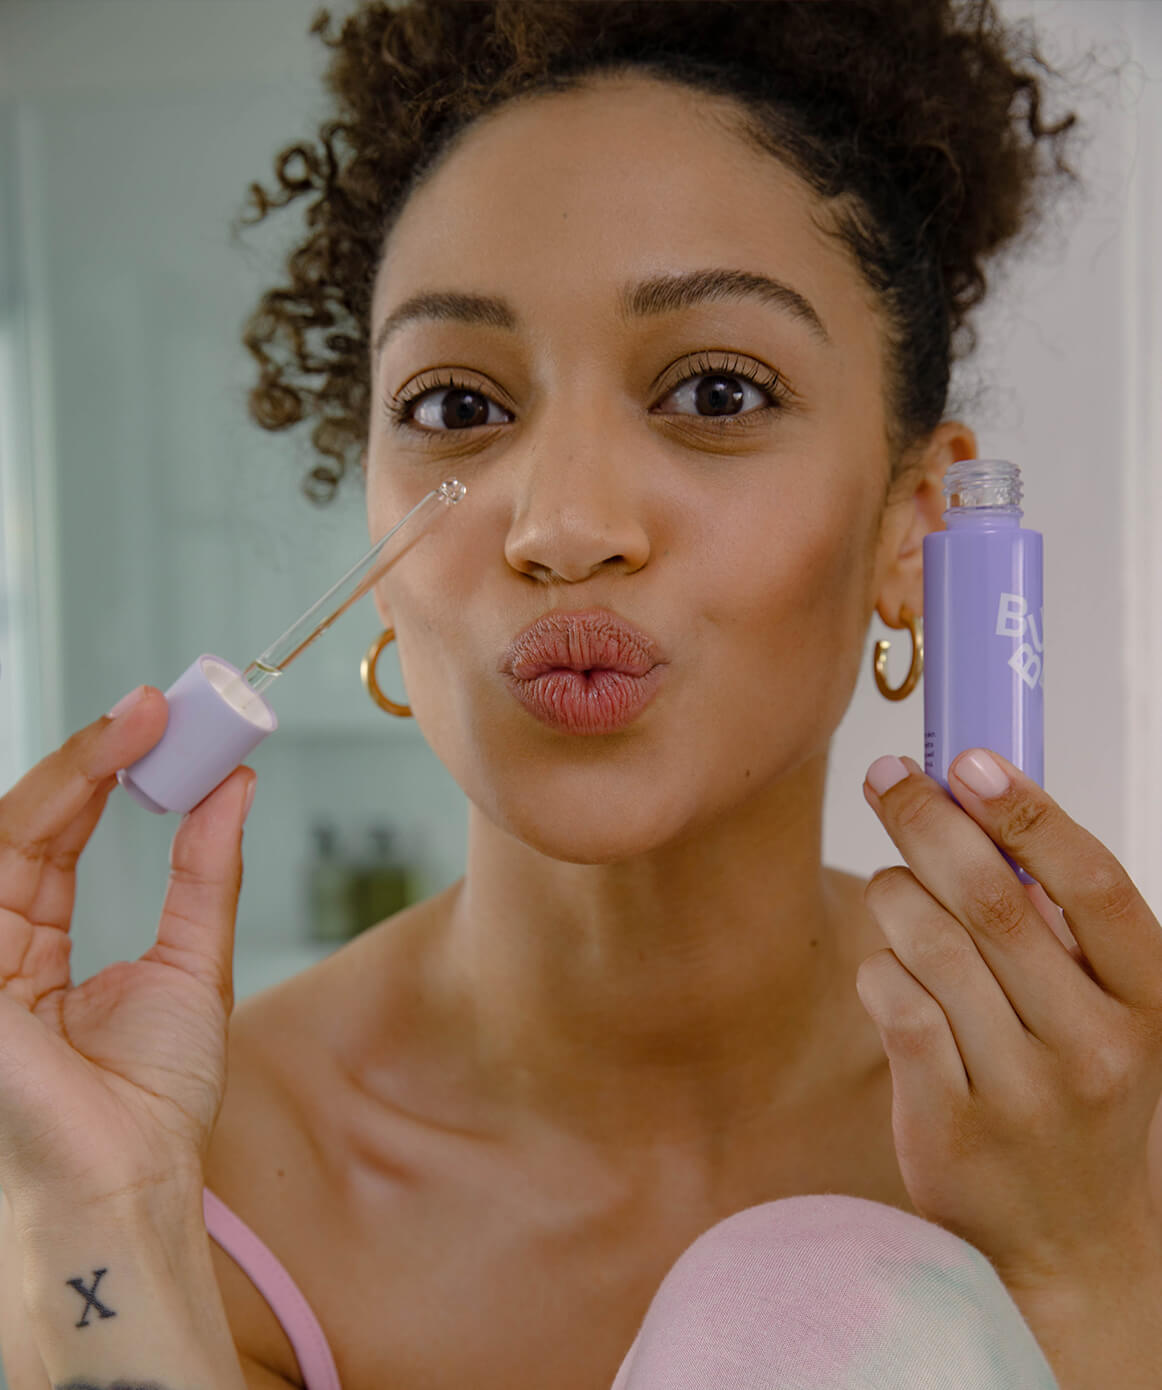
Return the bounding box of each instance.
[152,767,255,1008]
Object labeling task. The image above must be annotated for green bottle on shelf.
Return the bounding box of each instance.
[306,821,356,944]
[350,824,416,935]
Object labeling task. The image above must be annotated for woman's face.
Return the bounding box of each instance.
[363,73,915,863]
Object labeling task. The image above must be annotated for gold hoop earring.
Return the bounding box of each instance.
[360,629,413,717]
[873,604,923,701]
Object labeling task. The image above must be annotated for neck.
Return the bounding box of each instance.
[429,749,876,1157]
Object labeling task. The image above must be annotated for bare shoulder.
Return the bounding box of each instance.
[203,890,454,1381]
[201,924,389,1378]
[202,963,333,1382]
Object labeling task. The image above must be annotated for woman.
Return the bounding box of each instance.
[2,2,1160,1387]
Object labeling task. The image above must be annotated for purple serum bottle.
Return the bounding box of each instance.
[922,458,1043,886]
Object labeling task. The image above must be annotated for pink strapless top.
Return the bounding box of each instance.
[203,1187,342,1390]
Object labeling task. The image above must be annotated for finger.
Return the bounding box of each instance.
[863,754,1110,1045]
[1024,879,1090,969]
[943,749,1162,1012]
[863,866,1039,1097]
[0,688,169,918]
[22,778,117,935]
[856,945,971,1107]
[147,767,255,1010]
[0,780,113,968]
[0,781,117,1008]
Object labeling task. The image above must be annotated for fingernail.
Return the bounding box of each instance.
[106,685,146,720]
[953,749,1010,799]
[242,779,257,823]
[866,754,909,796]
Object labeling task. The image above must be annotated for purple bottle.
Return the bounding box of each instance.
[922,459,1043,886]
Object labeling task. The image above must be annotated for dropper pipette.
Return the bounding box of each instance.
[116,478,467,815]
[239,477,467,696]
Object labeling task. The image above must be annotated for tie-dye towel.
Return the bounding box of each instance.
[611,1193,1060,1389]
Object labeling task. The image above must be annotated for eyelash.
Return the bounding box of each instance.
[381,351,792,438]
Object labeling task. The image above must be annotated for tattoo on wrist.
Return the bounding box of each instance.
[55,1383,168,1390]
[65,1268,116,1328]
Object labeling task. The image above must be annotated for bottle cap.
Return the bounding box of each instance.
[116,654,277,814]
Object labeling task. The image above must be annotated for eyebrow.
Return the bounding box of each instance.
[371,267,832,363]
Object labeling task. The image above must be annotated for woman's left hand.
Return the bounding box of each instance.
[857,748,1162,1296]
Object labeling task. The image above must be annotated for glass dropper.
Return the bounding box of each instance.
[238,478,466,697]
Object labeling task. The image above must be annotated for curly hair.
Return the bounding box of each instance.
[233,0,1099,506]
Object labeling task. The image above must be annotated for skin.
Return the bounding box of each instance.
[197,69,988,1383]
[6,67,1161,1390]
[357,70,976,1165]
[9,67,1162,1390]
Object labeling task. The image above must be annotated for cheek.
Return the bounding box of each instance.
[706,487,874,717]
[364,466,409,541]
[369,503,491,694]
[713,480,867,626]
[363,470,477,619]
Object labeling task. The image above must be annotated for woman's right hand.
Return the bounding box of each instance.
[0,686,255,1228]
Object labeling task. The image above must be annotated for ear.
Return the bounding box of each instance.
[874,420,978,629]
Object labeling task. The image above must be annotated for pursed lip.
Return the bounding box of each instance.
[500,608,666,679]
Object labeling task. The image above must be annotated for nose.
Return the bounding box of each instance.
[503,417,653,585]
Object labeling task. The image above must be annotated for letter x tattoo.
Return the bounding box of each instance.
[56,1383,166,1390]
[65,1268,116,1328]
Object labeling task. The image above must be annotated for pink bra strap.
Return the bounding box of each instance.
[203,1186,343,1390]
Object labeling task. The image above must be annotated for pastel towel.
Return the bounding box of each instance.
[610,1193,1061,1389]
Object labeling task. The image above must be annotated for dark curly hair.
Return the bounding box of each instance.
[233,0,1102,506]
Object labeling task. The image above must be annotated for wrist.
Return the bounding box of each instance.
[11,1161,204,1233]
[16,1189,245,1390]
[13,1175,208,1299]
[18,1184,207,1296]
[1004,1236,1162,1390]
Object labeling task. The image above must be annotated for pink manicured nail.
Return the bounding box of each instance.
[866,755,909,796]
[106,686,146,720]
[242,779,257,822]
[953,748,1010,799]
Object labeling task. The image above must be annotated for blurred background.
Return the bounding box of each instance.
[0,2,1158,1380]
[0,0,1159,1015]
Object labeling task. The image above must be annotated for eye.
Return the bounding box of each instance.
[382,350,791,437]
[654,351,790,421]
[384,372,513,433]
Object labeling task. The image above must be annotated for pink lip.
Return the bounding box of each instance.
[500,609,667,735]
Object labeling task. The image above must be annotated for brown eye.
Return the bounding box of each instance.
[652,351,790,423]
[383,351,790,439]
[410,386,509,431]
[688,374,749,416]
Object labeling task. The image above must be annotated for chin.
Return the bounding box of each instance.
[449,713,736,862]
[477,791,707,866]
